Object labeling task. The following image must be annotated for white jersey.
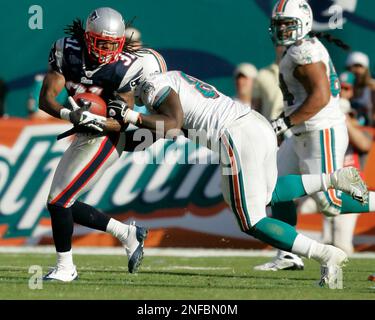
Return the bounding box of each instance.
[279,37,345,134]
[136,71,250,148]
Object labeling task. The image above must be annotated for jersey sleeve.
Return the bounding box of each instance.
[288,39,323,66]
[48,38,65,74]
[139,75,172,112]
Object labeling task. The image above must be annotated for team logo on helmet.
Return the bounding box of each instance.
[89,10,99,22]
[299,3,311,15]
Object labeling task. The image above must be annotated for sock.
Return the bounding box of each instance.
[47,203,73,253]
[371,192,375,211]
[291,233,328,263]
[247,217,298,251]
[272,175,307,203]
[301,174,329,194]
[57,249,74,268]
[272,174,332,204]
[340,192,373,214]
[271,201,297,226]
[71,201,111,232]
[292,233,317,258]
[106,218,130,243]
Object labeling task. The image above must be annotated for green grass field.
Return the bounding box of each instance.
[0,253,374,300]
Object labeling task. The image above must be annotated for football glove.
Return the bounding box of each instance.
[67,97,106,132]
[270,116,293,136]
[107,99,129,121]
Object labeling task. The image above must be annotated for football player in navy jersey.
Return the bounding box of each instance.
[39,7,167,281]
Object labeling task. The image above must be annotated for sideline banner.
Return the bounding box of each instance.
[0,118,375,250]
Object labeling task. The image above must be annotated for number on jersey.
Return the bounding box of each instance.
[328,59,340,97]
[179,72,219,99]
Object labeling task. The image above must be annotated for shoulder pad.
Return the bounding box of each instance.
[139,48,168,73]
[48,37,66,73]
[288,38,322,65]
[117,58,143,93]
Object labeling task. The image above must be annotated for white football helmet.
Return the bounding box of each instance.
[270,0,313,46]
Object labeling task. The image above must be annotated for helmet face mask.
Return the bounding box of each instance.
[85,32,125,64]
[84,7,126,64]
[270,0,313,47]
[270,16,303,46]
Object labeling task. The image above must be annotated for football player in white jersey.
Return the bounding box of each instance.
[112,69,369,287]
[255,0,375,271]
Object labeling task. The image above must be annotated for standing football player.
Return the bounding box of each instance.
[255,0,375,271]
[39,7,167,281]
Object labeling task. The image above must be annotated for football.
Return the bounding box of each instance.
[73,92,107,117]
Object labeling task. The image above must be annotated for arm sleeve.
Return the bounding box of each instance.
[139,77,172,112]
[48,38,65,74]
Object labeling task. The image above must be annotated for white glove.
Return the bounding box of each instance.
[270,116,293,136]
[78,111,106,132]
[68,96,81,111]
[60,97,106,132]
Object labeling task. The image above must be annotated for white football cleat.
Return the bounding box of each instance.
[43,265,78,282]
[330,167,369,204]
[318,245,348,289]
[123,222,148,273]
[253,250,304,271]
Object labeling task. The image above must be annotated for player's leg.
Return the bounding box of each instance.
[220,124,299,252]
[221,119,347,287]
[256,135,304,270]
[44,135,85,281]
[332,214,358,255]
[340,192,375,213]
[66,132,148,273]
[301,126,349,217]
[45,133,145,281]
[70,198,147,273]
[271,136,300,225]
[271,168,369,205]
[255,131,366,271]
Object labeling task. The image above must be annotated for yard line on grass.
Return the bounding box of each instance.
[0,246,375,258]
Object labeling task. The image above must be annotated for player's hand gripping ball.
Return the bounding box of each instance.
[72,92,107,117]
[69,93,107,132]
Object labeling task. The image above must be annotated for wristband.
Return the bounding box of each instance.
[60,108,71,121]
[123,109,141,125]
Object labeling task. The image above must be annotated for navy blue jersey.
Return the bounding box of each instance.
[48,37,144,103]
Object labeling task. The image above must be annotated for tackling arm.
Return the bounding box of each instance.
[102,91,135,133]
[136,89,184,137]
